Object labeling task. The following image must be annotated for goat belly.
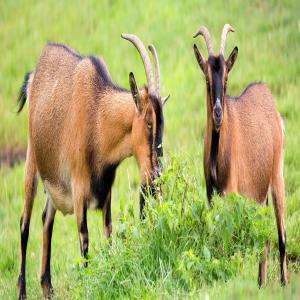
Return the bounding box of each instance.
[43,180,74,215]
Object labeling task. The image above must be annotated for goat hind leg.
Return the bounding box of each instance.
[18,145,38,299]
[258,240,270,287]
[73,182,89,267]
[272,160,287,286]
[40,198,56,298]
[258,196,270,287]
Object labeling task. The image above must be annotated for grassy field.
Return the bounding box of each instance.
[0,0,299,299]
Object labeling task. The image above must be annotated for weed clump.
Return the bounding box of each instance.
[72,155,271,299]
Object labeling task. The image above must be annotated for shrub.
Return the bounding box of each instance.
[71,155,272,299]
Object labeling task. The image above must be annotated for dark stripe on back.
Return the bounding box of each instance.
[47,42,83,60]
[88,56,128,93]
[88,56,112,84]
[230,81,264,100]
[48,42,128,92]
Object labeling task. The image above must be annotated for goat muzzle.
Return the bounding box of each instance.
[213,98,222,131]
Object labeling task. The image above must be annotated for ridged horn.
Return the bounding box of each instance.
[121,33,155,96]
[219,24,234,56]
[193,26,214,56]
[148,44,160,98]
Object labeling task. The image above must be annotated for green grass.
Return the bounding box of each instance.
[0,0,299,299]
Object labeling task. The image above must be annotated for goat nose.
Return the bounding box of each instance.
[215,106,222,118]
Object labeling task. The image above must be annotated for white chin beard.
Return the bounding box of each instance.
[215,126,220,132]
[212,117,221,131]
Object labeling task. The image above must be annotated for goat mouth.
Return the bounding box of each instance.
[213,116,222,131]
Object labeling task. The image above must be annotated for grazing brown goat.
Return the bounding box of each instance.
[193,24,287,287]
[17,35,169,299]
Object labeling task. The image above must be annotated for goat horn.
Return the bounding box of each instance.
[148,44,160,98]
[162,94,170,105]
[121,34,155,96]
[219,24,234,56]
[193,26,214,57]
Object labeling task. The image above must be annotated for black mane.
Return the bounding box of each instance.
[88,56,127,92]
[48,42,127,92]
[47,42,83,60]
[228,81,264,100]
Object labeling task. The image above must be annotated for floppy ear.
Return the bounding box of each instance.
[226,46,238,73]
[193,44,207,74]
[129,72,141,111]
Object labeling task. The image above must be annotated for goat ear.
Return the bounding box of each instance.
[226,46,238,73]
[193,44,207,74]
[129,72,141,111]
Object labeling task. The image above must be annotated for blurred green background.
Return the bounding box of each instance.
[0,0,299,299]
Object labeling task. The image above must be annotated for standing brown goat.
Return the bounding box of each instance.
[17,34,169,299]
[193,24,287,287]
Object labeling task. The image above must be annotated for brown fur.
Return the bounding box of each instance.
[18,42,164,299]
[194,28,287,287]
[204,83,283,202]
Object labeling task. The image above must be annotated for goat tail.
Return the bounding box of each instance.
[17,72,33,113]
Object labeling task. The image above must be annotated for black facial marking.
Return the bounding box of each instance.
[208,56,224,104]
[90,164,118,209]
[148,126,154,170]
[150,97,164,159]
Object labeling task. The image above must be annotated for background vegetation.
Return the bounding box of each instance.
[0,0,299,298]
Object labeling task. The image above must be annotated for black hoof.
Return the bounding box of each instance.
[42,284,54,299]
[18,275,26,300]
[41,274,54,298]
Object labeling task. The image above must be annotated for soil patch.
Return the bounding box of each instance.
[0,146,26,168]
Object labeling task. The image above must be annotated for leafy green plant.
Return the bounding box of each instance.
[70,155,272,298]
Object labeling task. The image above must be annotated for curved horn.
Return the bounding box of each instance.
[121,33,155,96]
[148,44,160,98]
[193,26,214,57]
[219,24,234,56]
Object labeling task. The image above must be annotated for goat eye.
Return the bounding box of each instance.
[147,123,152,129]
